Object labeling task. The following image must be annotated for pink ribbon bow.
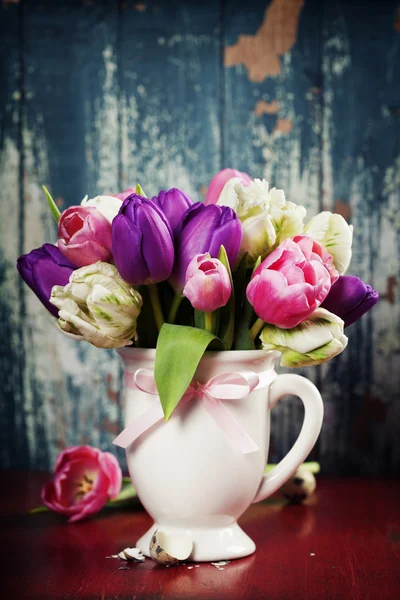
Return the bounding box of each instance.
[113,368,275,454]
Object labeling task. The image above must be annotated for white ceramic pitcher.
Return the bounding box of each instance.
[117,348,323,562]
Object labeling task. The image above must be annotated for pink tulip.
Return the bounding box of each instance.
[246,235,338,329]
[205,168,252,205]
[58,206,113,267]
[183,253,231,312]
[42,445,122,523]
[114,187,136,201]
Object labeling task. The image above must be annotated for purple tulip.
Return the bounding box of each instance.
[112,194,174,285]
[17,244,75,317]
[321,275,379,327]
[171,202,242,291]
[151,188,193,234]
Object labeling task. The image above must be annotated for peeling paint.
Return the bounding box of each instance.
[273,117,293,134]
[334,199,351,221]
[254,99,280,116]
[224,0,304,82]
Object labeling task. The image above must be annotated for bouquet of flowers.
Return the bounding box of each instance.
[17,168,378,420]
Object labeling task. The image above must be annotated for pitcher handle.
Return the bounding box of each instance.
[252,373,323,504]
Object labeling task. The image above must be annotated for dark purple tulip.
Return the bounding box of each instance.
[151,188,193,234]
[112,194,174,285]
[321,275,379,327]
[171,202,242,291]
[16,244,75,317]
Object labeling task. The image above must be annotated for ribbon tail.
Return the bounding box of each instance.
[112,402,164,449]
[203,396,259,455]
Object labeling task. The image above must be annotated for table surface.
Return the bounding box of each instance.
[1,472,399,600]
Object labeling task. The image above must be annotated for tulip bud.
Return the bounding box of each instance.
[81,194,123,224]
[183,253,231,312]
[171,202,242,292]
[50,262,143,349]
[17,244,76,317]
[58,206,113,267]
[112,194,175,285]
[260,308,348,367]
[205,168,252,206]
[151,188,194,234]
[321,275,379,327]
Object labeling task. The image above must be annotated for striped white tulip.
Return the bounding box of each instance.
[260,308,348,367]
[304,211,353,275]
[50,262,142,349]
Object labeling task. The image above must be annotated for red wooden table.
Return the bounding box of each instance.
[1,472,399,599]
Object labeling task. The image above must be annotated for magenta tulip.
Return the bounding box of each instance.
[42,445,122,523]
[205,168,252,205]
[247,235,337,329]
[183,253,231,312]
[58,206,113,267]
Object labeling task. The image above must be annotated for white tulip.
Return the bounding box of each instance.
[240,212,277,262]
[50,262,142,349]
[217,178,306,263]
[81,194,123,224]
[304,211,353,275]
[260,308,348,367]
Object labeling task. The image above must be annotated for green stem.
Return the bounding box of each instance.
[148,284,164,331]
[250,317,264,340]
[167,293,183,324]
[205,312,213,333]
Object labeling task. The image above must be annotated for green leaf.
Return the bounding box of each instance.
[135,183,147,197]
[109,481,137,504]
[155,324,223,421]
[29,505,49,514]
[217,245,235,349]
[42,185,61,223]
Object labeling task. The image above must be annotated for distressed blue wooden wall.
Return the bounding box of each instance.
[0,0,399,474]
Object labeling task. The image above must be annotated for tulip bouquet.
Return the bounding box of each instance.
[17,169,378,420]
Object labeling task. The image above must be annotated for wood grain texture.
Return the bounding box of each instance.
[0,0,399,473]
[2,472,400,599]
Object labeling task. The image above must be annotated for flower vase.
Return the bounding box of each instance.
[116,348,323,562]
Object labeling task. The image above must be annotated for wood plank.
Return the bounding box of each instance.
[319,0,400,474]
[223,0,324,464]
[0,2,30,468]
[119,0,222,201]
[20,0,122,469]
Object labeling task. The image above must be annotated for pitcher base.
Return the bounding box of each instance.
[136,521,256,562]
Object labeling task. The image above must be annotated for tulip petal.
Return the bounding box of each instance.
[247,270,315,329]
[136,203,174,282]
[205,169,252,206]
[99,452,123,499]
[112,215,149,284]
[58,239,112,268]
[305,211,353,275]
[31,259,74,317]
